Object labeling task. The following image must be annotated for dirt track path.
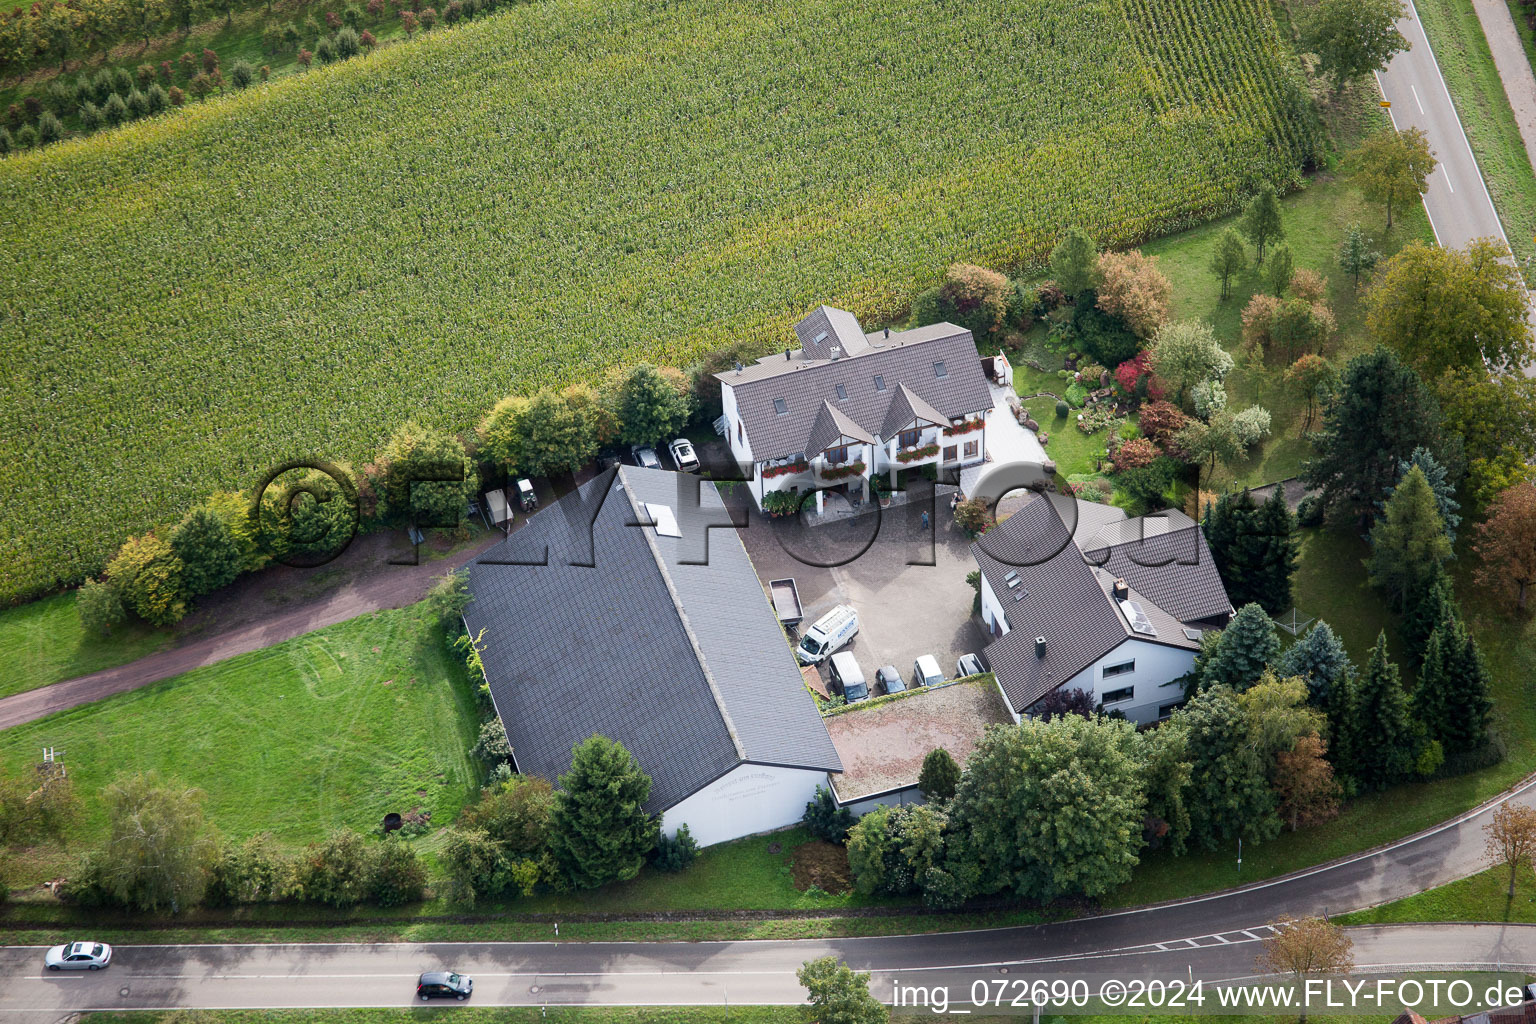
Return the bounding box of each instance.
[0,533,501,732]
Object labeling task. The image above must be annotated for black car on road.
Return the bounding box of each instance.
[418,971,474,1000]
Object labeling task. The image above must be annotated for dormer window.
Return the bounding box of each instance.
[873,375,886,392]
[933,361,948,379]
[773,398,788,415]
[835,384,848,401]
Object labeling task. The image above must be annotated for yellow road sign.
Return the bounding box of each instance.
[1380,100,1392,107]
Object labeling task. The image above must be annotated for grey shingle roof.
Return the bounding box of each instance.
[975,496,1128,714]
[464,466,840,813]
[719,312,993,463]
[880,384,949,439]
[807,401,877,456]
[1083,525,1234,625]
[977,495,1231,714]
[796,305,870,361]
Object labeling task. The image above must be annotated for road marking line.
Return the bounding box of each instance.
[1212,934,1231,944]
[1444,167,1455,194]
[1241,930,1263,940]
[1411,84,1425,114]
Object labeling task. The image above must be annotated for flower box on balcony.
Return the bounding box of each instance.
[819,460,867,481]
[943,418,982,437]
[896,443,941,464]
[762,458,809,479]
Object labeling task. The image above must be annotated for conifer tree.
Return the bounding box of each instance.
[1199,603,1280,691]
[1401,570,1458,665]
[1348,632,1413,789]
[548,736,658,890]
[1367,465,1451,611]
[1415,618,1493,752]
[1276,621,1352,707]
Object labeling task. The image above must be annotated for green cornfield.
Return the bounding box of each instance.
[0,0,1318,604]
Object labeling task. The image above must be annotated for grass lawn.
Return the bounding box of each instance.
[1414,0,1536,277]
[0,590,172,698]
[1509,0,1536,75]
[0,602,481,886]
[1339,863,1536,926]
[1024,396,1110,480]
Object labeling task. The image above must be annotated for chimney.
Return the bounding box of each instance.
[734,361,744,375]
[1112,578,1128,601]
[1035,636,1047,658]
[884,327,890,339]
[830,345,841,361]
[785,348,791,360]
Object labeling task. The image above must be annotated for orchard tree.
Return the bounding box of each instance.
[1474,482,1536,611]
[1337,223,1381,288]
[1302,0,1408,90]
[1484,803,1536,897]
[1242,183,1285,263]
[797,957,889,1024]
[1209,227,1247,301]
[1150,320,1233,406]
[1358,128,1435,229]
[1367,239,1533,378]
[1258,915,1355,1023]
[548,735,658,890]
[1367,465,1450,611]
[1284,354,1336,431]
[1302,346,1454,526]
[947,715,1147,902]
[1050,227,1098,298]
[1266,244,1295,297]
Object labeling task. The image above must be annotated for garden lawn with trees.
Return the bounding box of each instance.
[0,590,171,698]
[0,603,481,886]
[0,0,1319,605]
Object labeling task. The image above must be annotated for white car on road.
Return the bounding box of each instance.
[45,941,112,971]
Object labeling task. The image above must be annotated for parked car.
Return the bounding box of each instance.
[912,654,943,688]
[668,438,700,473]
[829,651,869,702]
[630,445,662,470]
[796,604,859,665]
[44,941,111,971]
[417,971,474,1000]
[876,665,905,696]
[956,653,986,678]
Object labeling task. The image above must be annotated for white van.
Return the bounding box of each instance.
[828,651,869,702]
[912,654,943,688]
[796,604,859,665]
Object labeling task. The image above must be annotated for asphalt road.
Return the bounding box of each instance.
[4,774,1536,1021]
[1374,0,1536,357]
[5,925,1536,1020]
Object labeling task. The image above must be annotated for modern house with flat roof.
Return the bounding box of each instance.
[462,465,842,847]
[974,493,1233,725]
[716,306,994,512]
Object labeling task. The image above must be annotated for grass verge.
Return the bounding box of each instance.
[1338,863,1536,925]
[0,591,172,698]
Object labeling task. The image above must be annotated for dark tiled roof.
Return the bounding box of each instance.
[464,467,839,813]
[880,383,948,439]
[978,496,1230,713]
[1083,526,1234,624]
[796,305,870,361]
[719,311,993,463]
[807,401,877,456]
[975,496,1128,713]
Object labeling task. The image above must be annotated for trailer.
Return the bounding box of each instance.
[768,578,804,628]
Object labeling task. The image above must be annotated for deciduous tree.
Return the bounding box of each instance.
[1484,803,1536,897]
[86,771,213,913]
[1274,734,1341,831]
[170,502,243,597]
[1209,227,1247,301]
[1050,227,1099,298]
[1150,320,1232,406]
[1302,0,1408,90]
[76,578,125,637]
[1284,354,1336,431]
[1474,482,1536,611]
[1358,128,1435,229]
[1258,915,1355,1022]
[1177,685,1280,850]
[1094,249,1171,340]
[1367,239,1533,378]
[1337,223,1381,288]
[616,364,694,446]
[1242,183,1285,263]
[105,531,186,626]
[1434,368,1536,507]
[1266,244,1295,297]
[797,957,889,1024]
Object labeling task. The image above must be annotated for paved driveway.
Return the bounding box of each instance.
[735,493,989,689]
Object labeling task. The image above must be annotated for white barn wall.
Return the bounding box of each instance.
[660,763,831,848]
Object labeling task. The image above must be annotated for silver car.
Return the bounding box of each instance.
[630,444,661,470]
[45,941,112,971]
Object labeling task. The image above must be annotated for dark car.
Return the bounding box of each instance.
[418,971,474,1001]
[875,665,905,696]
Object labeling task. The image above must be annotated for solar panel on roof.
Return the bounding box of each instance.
[1118,599,1157,636]
[642,503,681,538]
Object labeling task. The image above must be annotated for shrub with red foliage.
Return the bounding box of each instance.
[201,48,219,73]
[360,29,376,47]
[1136,400,1186,447]
[366,0,384,14]
[325,10,342,27]
[1111,437,1159,472]
[1112,351,1161,406]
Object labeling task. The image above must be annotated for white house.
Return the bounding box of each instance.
[973,493,1234,724]
[463,465,842,846]
[717,306,995,512]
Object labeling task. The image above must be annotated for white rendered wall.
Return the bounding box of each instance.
[660,763,833,848]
